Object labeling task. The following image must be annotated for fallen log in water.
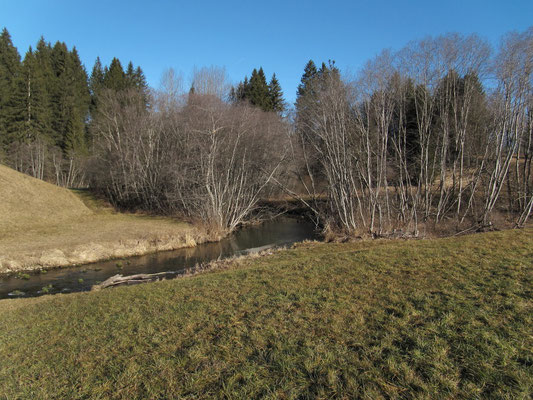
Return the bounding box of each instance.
[92,271,180,290]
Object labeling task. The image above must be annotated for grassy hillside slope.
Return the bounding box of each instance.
[0,164,92,231]
[1,229,531,399]
[0,165,203,273]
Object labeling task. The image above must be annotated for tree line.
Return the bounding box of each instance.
[1,26,531,236]
[230,67,285,113]
[291,29,532,235]
[88,66,288,235]
[0,28,148,186]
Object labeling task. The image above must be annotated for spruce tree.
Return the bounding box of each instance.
[295,60,341,138]
[89,56,105,121]
[268,73,284,113]
[133,66,148,91]
[34,38,54,128]
[402,79,421,183]
[49,41,69,146]
[44,42,90,152]
[9,48,51,144]
[230,77,248,104]
[65,47,90,153]
[296,60,317,101]
[133,66,149,105]
[104,58,126,91]
[89,57,105,94]
[241,76,249,100]
[125,61,135,86]
[248,67,271,111]
[319,62,328,75]
[248,69,259,102]
[0,28,20,86]
[229,86,237,103]
[233,69,285,113]
[461,71,488,164]
[257,67,271,110]
[123,62,148,93]
[295,60,319,131]
[0,28,21,150]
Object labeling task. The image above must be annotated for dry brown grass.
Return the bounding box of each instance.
[0,165,205,273]
[0,164,92,232]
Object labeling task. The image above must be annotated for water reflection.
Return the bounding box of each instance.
[0,217,319,299]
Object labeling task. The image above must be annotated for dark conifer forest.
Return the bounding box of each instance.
[0,28,148,186]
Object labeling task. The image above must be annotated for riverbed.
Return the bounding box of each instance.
[0,217,319,299]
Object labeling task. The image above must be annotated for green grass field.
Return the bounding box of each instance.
[0,229,531,399]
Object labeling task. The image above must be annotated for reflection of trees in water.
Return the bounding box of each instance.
[141,218,315,267]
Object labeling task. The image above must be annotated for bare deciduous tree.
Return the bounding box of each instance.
[190,66,231,100]
[168,93,288,235]
[289,29,531,237]
[90,72,289,236]
[482,28,532,227]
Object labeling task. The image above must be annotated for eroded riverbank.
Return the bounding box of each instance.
[0,215,207,275]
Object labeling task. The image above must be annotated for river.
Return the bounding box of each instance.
[0,217,320,299]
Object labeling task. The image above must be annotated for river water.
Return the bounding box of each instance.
[0,217,320,299]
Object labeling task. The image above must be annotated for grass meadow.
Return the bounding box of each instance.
[0,228,531,399]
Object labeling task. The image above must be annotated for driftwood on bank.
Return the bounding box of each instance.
[91,246,281,291]
[92,271,180,290]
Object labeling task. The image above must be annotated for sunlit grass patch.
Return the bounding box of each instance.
[0,229,531,399]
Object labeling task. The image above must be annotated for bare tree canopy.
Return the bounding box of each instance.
[290,29,532,237]
[190,66,231,100]
[90,72,290,235]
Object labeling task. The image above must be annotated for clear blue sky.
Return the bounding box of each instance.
[1,0,531,103]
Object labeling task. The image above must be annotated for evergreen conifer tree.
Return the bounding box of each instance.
[104,58,126,91]
[49,41,70,146]
[132,65,149,105]
[133,66,148,91]
[400,79,421,183]
[0,30,150,179]
[34,38,54,130]
[0,28,21,150]
[46,42,90,152]
[88,57,105,123]
[232,69,285,113]
[125,61,135,85]
[248,67,271,111]
[296,60,317,101]
[295,60,319,131]
[241,76,249,100]
[229,86,237,103]
[9,48,51,144]
[89,57,105,94]
[64,47,90,153]
[248,69,259,101]
[230,78,248,104]
[268,73,284,113]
